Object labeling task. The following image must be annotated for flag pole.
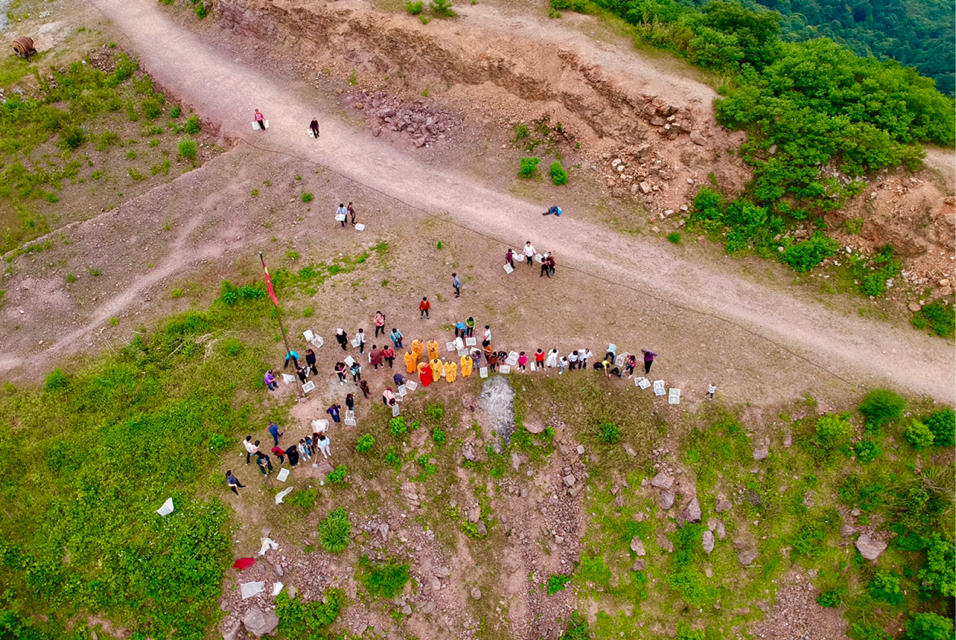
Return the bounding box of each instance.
[259,251,304,397]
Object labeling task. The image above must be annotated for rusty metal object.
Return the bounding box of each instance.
[13,37,37,60]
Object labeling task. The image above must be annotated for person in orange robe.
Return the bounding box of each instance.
[444,360,458,383]
[411,339,424,361]
[427,340,440,361]
[430,358,443,381]
[404,350,417,374]
[418,361,432,386]
[460,354,473,377]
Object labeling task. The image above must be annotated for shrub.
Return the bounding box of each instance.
[326,465,347,484]
[425,403,444,421]
[302,192,313,203]
[518,157,540,179]
[195,2,207,18]
[578,554,612,587]
[905,613,954,640]
[853,440,881,463]
[924,408,955,447]
[358,556,410,598]
[405,0,424,13]
[911,301,955,339]
[816,587,845,607]
[851,621,892,640]
[430,0,456,16]
[550,161,568,185]
[209,433,228,453]
[285,488,317,510]
[275,589,342,637]
[97,130,120,150]
[903,419,935,450]
[389,416,407,438]
[547,574,572,595]
[667,232,681,244]
[859,389,905,433]
[782,232,838,272]
[317,507,351,553]
[185,115,200,134]
[598,422,620,444]
[44,369,68,392]
[142,99,162,119]
[61,126,87,150]
[432,428,446,446]
[813,414,851,449]
[170,105,181,118]
[385,446,401,469]
[918,535,956,598]
[221,338,243,356]
[867,571,903,605]
[356,434,375,453]
[559,612,590,640]
[178,138,197,160]
[303,307,313,317]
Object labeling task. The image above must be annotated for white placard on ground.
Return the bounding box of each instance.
[350,337,361,348]
[515,253,525,262]
[310,336,324,348]
[534,254,543,263]
[156,498,174,517]
[499,365,512,374]
[303,329,315,342]
[355,223,366,231]
[529,362,536,372]
[308,128,314,138]
[504,264,514,274]
[272,582,284,596]
[454,337,464,350]
[636,377,651,389]
[392,404,401,417]
[615,354,627,367]
[446,341,456,352]
[282,374,295,385]
[479,367,488,378]
[505,355,518,367]
[277,468,290,482]
[241,582,265,599]
[344,412,357,426]
[398,384,407,396]
[312,419,330,432]
[457,349,468,357]
[653,380,666,396]
[302,381,315,393]
[668,388,681,405]
[344,356,355,366]
[465,337,477,346]
[508,350,519,360]
[406,380,417,391]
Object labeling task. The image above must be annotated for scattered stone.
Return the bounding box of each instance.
[468,506,481,523]
[471,588,482,600]
[855,534,887,561]
[737,547,759,566]
[909,302,922,312]
[840,524,855,538]
[630,537,646,556]
[576,445,585,455]
[563,474,576,487]
[650,472,674,490]
[316,460,334,476]
[434,566,451,578]
[476,521,488,536]
[682,497,702,524]
[702,530,715,554]
[714,496,731,513]
[221,618,241,640]
[753,445,769,461]
[659,490,675,509]
[402,604,412,616]
[242,606,279,638]
[704,567,714,578]
[656,532,674,553]
[511,452,522,471]
[624,443,636,457]
[423,601,436,614]
[462,442,478,462]
[632,558,646,571]
[689,131,705,146]
[240,581,266,599]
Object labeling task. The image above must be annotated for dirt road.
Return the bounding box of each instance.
[18,0,955,403]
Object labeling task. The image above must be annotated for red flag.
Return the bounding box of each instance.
[262,260,279,307]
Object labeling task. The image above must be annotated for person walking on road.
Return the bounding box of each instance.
[254,108,266,130]
[382,344,396,369]
[348,202,357,225]
[327,404,342,423]
[345,393,355,413]
[419,297,431,319]
[505,248,516,270]
[642,349,658,375]
[336,203,348,228]
[370,345,384,370]
[523,241,536,267]
[356,328,367,354]
[335,361,347,384]
[359,380,371,399]
[540,253,551,278]
[374,311,386,338]
[350,361,362,383]
[226,471,246,495]
[271,445,286,465]
[706,383,717,401]
[310,118,320,138]
[452,273,462,298]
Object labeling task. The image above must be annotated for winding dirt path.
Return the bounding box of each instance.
[20,0,956,403]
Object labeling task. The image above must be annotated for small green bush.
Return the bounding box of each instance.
[142,99,162,119]
[547,574,572,595]
[170,105,181,118]
[430,0,456,16]
[302,193,313,203]
[317,507,351,553]
[816,587,845,607]
[221,338,243,356]
[425,402,444,421]
[924,408,955,447]
[598,422,620,444]
[358,556,410,598]
[903,419,935,450]
[185,115,200,134]
[178,138,198,160]
[667,231,681,244]
[275,589,342,637]
[853,439,881,463]
[518,157,540,179]
[782,232,839,272]
[44,369,68,392]
[389,416,407,438]
[867,571,903,605]
[285,488,317,510]
[405,0,424,13]
[905,613,953,640]
[859,389,905,433]
[813,414,851,449]
[432,428,446,446]
[97,130,120,150]
[303,307,313,317]
[195,2,207,18]
[61,126,87,150]
[550,161,568,185]
[850,622,892,640]
[385,446,401,469]
[356,434,375,453]
[327,465,347,484]
[910,301,955,339]
[919,534,956,598]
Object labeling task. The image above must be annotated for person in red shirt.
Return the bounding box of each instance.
[419,296,430,319]
[254,108,265,130]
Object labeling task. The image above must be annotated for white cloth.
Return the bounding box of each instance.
[545,350,559,368]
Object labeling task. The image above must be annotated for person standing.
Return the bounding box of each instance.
[225,471,246,495]
[465,317,476,337]
[382,344,396,369]
[642,349,658,375]
[335,361,347,384]
[356,328,367,354]
[310,118,320,138]
[359,380,371,399]
[348,202,356,225]
[374,311,386,338]
[295,365,309,383]
[243,436,259,464]
[345,393,355,413]
[452,273,462,298]
[267,422,283,446]
[419,297,431,319]
[580,348,593,370]
[350,361,362,383]
[546,253,556,277]
[285,443,299,467]
[335,329,349,351]
[488,351,499,373]
[264,370,278,391]
[545,349,559,369]
[624,354,638,378]
[482,325,492,347]
[305,349,318,375]
[369,345,384,370]
[327,404,342,423]
[427,339,440,362]
[523,241,536,267]
[336,203,349,228]
[256,452,273,477]
[390,328,404,348]
[505,248,515,270]
[705,383,716,402]
[316,433,331,459]
[559,356,568,374]
[568,350,579,371]
[254,108,265,130]
[540,253,551,278]
[517,352,528,372]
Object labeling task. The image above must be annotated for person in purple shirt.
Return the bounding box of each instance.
[327,404,341,423]
[264,369,278,391]
[642,349,657,375]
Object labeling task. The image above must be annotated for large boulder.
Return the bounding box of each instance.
[702,530,715,555]
[682,497,702,524]
[242,606,279,638]
[650,472,674,490]
[855,534,887,561]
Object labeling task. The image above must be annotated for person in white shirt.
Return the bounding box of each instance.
[243,436,259,465]
[706,383,717,401]
[482,325,492,347]
[568,350,579,370]
[298,438,312,461]
[523,241,536,268]
[579,349,593,369]
[336,203,348,228]
[545,349,559,368]
[316,434,331,458]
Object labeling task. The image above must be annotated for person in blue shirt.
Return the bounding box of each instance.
[267,422,283,446]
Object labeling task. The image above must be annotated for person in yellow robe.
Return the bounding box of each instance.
[430,358,443,381]
[460,354,473,377]
[404,350,417,374]
[411,339,424,361]
[427,339,440,361]
[444,360,458,383]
